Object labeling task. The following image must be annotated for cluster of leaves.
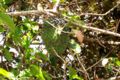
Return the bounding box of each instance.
[0,0,120,80]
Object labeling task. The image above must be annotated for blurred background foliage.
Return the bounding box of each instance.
[0,0,120,80]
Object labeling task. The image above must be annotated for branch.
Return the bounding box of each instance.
[71,21,120,37]
[6,1,120,38]
[80,2,120,16]
[87,47,114,70]
[7,10,57,16]
[86,25,120,37]
[6,1,120,17]
[6,0,60,16]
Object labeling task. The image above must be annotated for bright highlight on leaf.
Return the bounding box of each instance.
[0,12,15,33]
[70,39,81,54]
[0,68,14,79]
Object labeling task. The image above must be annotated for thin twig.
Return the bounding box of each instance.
[71,21,120,37]
[45,20,73,34]
[80,3,120,16]
[76,54,90,80]
[52,48,65,62]
[87,47,115,70]
[46,19,120,38]
[52,48,67,80]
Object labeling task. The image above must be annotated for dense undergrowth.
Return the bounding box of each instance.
[0,0,120,80]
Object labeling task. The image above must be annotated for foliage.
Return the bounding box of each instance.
[0,0,120,80]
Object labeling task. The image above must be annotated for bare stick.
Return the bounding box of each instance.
[7,10,56,16]
[86,26,120,37]
[71,21,120,37]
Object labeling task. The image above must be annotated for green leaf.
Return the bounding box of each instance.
[115,59,120,66]
[52,0,57,3]
[68,67,83,80]
[22,35,31,49]
[0,68,14,79]
[41,20,70,55]
[43,71,52,80]
[12,26,22,44]
[70,39,81,53]
[0,4,6,12]
[4,48,13,61]
[0,26,4,32]
[2,0,13,4]
[0,12,15,33]
[0,0,3,2]
[30,65,45,80]
[116,60,120,66]
[37,52,49,61]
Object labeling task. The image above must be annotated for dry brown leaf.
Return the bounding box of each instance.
[75,30,84,44]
